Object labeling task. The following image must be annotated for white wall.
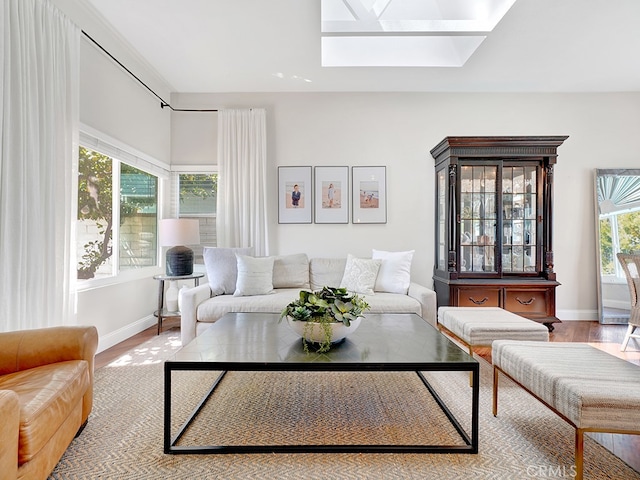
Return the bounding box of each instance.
[51,0,172,351]
[171,91,640,321]
[41,1,640,349]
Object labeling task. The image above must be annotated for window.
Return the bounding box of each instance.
[597,173,640,280]
[175,172,218,263]
[599,209,640,278]
[77,144,160,281]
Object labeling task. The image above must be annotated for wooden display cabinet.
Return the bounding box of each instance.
[431,136,568,331]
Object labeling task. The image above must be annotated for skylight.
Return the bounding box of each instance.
[321,0,517,67]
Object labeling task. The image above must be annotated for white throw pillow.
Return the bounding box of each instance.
[203,247,254,295]
[372,249,414,294]
[234,254,275,296]
[339,254,381,295]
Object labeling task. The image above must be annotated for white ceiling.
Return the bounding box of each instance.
[85,0,640,93]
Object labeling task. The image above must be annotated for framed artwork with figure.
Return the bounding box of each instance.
[314,166,348,224]
[278,166,312,223]
[352,166,386,224]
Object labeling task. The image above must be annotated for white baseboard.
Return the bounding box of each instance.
[97,315,156,354]
[556,309,599,321]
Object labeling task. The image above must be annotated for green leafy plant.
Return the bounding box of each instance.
[280,286,370,353]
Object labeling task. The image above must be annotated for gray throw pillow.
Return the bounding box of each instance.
[203,247,254,295]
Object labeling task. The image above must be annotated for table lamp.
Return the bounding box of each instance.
[159,219,200,276]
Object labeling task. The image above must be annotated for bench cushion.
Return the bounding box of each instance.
[438,307,549,346]
[493,341,640,430]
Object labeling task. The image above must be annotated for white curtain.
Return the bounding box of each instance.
[0,0,79,331]
[216,109,269,255]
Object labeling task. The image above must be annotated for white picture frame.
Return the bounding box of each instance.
[352,166,387,224]
[278,166,312,224]
[314,166,349,224]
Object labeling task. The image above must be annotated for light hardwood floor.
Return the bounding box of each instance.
[95,318,640,473]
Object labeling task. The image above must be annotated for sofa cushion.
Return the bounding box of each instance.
[365,292,422,315]
[198,289,302,323]
[372,249,414,294]
[234,255,275,296]
[272,253,310,289]
[340,254,381,295]
[0,360,89,464]
[204,247,254,295]
[309,258,347,290]
[196,288,422,326]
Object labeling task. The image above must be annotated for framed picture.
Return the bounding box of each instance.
[278,166,312,224]
[314,166,349,224]
[352,166,387,224]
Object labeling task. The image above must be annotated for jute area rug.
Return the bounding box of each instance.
[50,330,640,479]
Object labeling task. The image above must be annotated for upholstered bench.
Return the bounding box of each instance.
[437,306,549,356]
[492,341,640,480]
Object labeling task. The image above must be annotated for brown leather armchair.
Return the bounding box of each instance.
[0,326,98,480]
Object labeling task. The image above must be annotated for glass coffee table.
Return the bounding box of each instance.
[164,312,479,455]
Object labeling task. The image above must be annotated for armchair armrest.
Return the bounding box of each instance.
[0,390,19,479]
[407,282,437,327]
[180,283,213,345]
[0,326,98,422]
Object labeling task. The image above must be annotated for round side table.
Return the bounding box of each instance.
[153,273,204,334]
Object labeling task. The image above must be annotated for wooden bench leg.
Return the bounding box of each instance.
[575,429,584,480]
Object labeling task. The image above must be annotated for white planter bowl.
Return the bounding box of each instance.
[287,317,362,345]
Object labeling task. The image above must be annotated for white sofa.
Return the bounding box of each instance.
[179,253,437,345]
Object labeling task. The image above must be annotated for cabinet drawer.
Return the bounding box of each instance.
[455,288,501,307]
[504,289,548,315]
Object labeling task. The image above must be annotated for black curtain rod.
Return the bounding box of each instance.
[81,30,218,113]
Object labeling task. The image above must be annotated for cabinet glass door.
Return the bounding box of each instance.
[460,165,497,273]
[436,168,446,271]
[502,166,537,273]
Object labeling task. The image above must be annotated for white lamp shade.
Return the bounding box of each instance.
[159,219,200,247]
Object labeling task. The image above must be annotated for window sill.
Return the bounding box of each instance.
[76,266,163,292]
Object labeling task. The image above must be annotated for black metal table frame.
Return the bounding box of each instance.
[164,362,479,455]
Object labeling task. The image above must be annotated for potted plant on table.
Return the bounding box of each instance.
[280,286,370,353]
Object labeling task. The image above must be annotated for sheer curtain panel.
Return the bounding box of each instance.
[217,109,269,255]
[0,0,80,331]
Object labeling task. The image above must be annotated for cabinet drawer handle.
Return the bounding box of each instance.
[516,296,535,305]
[469,296,489,305]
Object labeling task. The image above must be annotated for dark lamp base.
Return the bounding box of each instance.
[166,246,194,276]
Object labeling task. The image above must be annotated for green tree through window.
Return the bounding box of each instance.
[77,147,113,279]
[77,147,158,280]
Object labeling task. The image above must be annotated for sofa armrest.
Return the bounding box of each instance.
[0,390,19,479]
[180,284,213,345]
[407,282,437,327]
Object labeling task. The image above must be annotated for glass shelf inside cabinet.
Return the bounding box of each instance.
[502,165,537,273]
[460,165,497,273]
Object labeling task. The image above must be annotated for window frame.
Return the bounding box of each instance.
[171,166,219,264]
[600,206,640,284]
[76,126,170,290]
